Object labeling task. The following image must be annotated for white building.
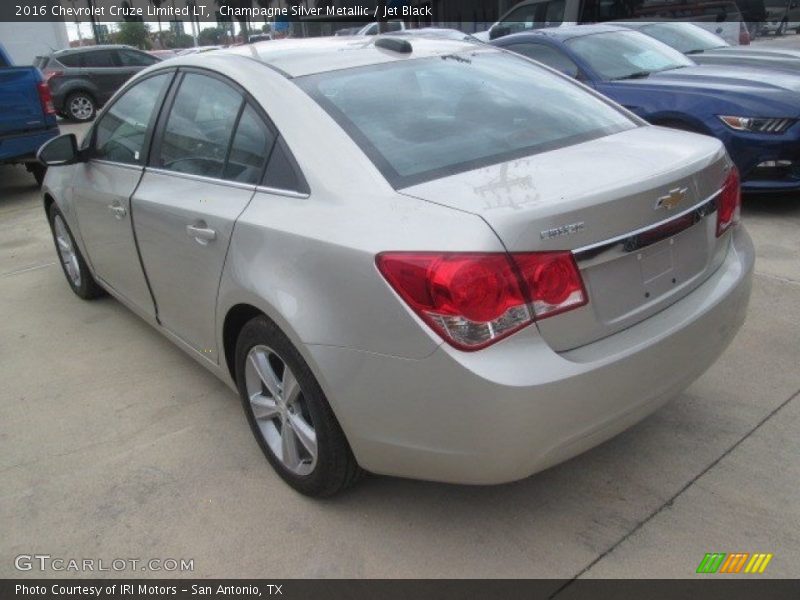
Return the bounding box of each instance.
[0,21,70,66]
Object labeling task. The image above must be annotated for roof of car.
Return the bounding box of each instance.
[55,44,136,55]
[223,35,486,78]
[500,24,628,42]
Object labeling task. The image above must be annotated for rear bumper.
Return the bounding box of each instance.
[308,227,754,484]
[0,126,59,164]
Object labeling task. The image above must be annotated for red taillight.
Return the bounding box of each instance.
[37,82,56,116]
[43,69,63,83]
[514,252,588,319]
[717,166,741,237]
[376,251,587,350]
[739,23,751,46]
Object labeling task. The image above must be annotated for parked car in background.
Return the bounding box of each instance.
[34,45,160,122]
[148,49,179,60]
[493,25,800,193]
[619,21,800,69]
[474,0,748,45]
[390,27,479,41]
[176,46,224,56]
[761,0,800,34]
[334,26,361,36]
[0,44,58,185]
[248,33,273,43]
[334,21,408,35]
[38,36,752,496]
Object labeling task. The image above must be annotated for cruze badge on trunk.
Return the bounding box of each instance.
[540,222,585,241]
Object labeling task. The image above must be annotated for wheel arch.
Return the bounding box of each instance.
[222,303,265,382]
[43,191,56,217]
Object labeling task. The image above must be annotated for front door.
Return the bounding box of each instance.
[72,71,174,316]
[132,72,275,359]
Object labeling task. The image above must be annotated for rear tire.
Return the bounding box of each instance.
[235,315,362,497]
[47,204,105,300]
[65,91,96,122]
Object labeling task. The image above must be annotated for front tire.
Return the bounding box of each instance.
[235,315,362,497]
[65,91,96,122]
[47,204,105,299]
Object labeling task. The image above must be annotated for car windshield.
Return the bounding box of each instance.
[296,50,636,188]
[567,30,694,80]
[639,22,730,54]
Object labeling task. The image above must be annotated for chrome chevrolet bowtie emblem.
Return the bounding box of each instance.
[656,187,688,211]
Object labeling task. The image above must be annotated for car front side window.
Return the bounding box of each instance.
[93,72,172,165]
[116,49,159,67]
[155,73,243,179]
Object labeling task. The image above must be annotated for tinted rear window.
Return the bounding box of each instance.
[57,53,82,68]
[297,50,635,188]
[81,50,115,68]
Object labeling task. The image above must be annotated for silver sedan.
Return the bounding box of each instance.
[38,35,754,496]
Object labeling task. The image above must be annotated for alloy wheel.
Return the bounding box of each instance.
[244,345,318,476]
[70,96,93,120]
[53,214,81,287]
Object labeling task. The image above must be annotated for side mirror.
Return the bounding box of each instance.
[490,25,511,40]
[37,134,82,167]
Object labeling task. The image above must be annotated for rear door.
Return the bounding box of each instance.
[81,49,127,104]
[132,71,276,360]
[71,71,174,316]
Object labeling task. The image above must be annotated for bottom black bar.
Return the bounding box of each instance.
[3,579,800,600]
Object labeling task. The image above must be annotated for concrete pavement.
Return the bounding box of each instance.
[0,119,798,581]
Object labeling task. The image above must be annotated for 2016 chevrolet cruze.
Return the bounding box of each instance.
[38,35,754,497]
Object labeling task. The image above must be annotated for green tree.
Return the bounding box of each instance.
[198,26,227,46]
[116,21,150,49]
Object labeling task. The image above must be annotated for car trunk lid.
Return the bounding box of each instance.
[399,126,732,351]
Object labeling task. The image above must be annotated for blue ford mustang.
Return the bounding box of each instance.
[492,25,800,193]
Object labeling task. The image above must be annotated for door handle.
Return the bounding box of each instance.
[186,223,217,244]
[108,203,127,219]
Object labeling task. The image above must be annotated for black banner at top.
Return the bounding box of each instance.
[1,1,426,23]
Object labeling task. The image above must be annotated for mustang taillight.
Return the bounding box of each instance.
[37,82,56,116]
[376,251,588,350]
[717,167,741,237]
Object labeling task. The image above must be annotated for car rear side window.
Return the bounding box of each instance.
[116,49,159,67]
[224,103,275,184]
[156,73,243,179]
[297,50,635,188]
[81,50,116,68]
[56,54,81,68]
[94,73,171,165]
[262,137,307,193]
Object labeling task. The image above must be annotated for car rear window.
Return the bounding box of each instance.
[296,50,636,188]
[56,53,82,68]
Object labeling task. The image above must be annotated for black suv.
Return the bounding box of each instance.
[35,45,160,122]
